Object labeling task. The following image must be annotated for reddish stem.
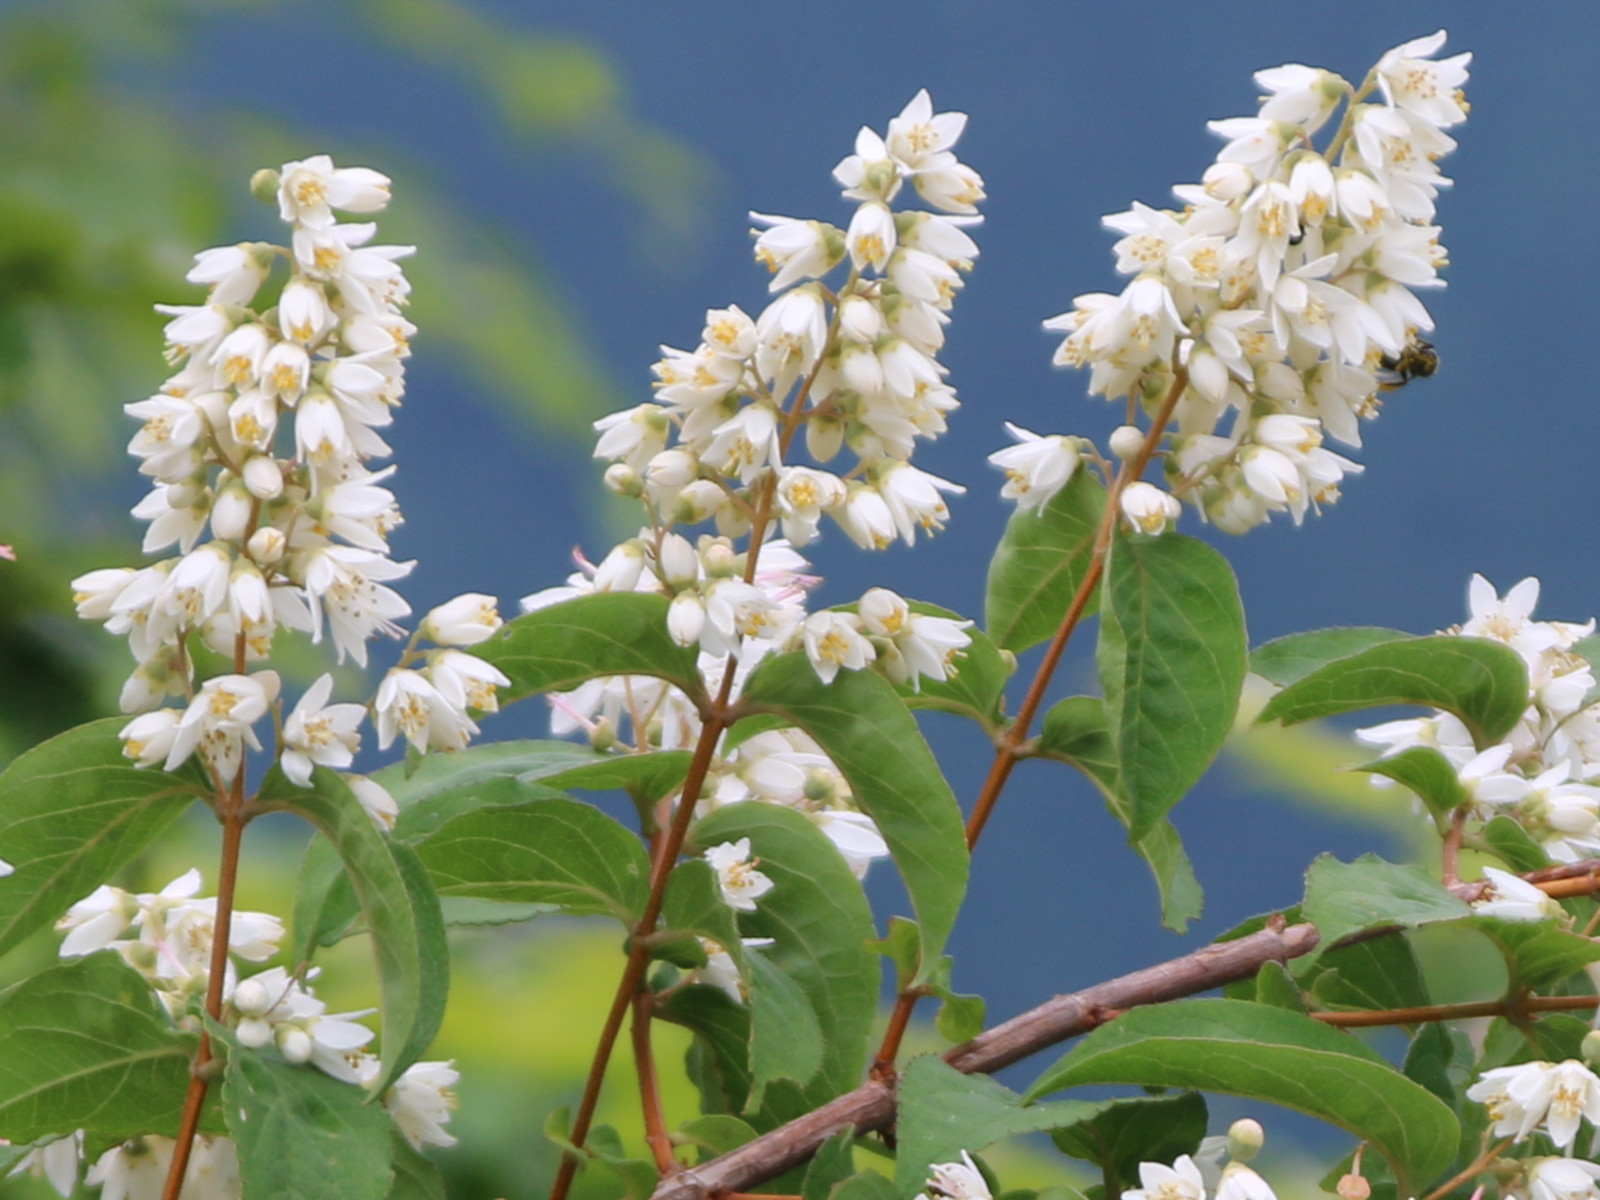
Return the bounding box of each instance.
[634,992,677,1175]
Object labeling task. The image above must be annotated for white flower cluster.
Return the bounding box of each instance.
[1357,576,1600,864]
[1468,1059,1600,1151]
[997,32,1468,536]
[34,870,458,1200]
[68,159,507,784]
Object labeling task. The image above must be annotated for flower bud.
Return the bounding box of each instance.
[246,526,286,565]
[671,479,726,524]
[242,456,284,501]
[657,534,700,590]
[603,463,644,498]
[667,591,706,647]
[592,540,646,593]
[645,449,698,491]
[714,502,752,539]
[1227,1117,1265,1162]
[1582,1028,1600,1068]
[233,978,271,1018]
[1336,1175,1371,1200]
[1202,160,1253,201]
[250,168,281,205]
[807,412,845,463]
[700,539,739,578]
[165,477,207,510]
[277,1025,313,1064]
[421,593,502,647]
[1108,425,1146,460]
[211,479,254,542]
[236,1017,273,1049]
[589,717,618,752]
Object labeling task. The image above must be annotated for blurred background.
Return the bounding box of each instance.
[0,0,1595,1195]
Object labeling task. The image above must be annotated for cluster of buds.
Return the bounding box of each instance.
[27,871,459,1200]
[526,93,983,897]
[1357,576,1600,864]
[995,32,1469,536]
[68,158,507,787]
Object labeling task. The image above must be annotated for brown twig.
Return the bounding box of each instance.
[1418,1137,1513,1200]
[1448,858,1600,903]
[634,992,677,1175]
[1311,993,1598,1029]
[651,921,1319,1200]
[872,368,1192,1079]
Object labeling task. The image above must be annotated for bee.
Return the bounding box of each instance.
[1377,336,1439,390]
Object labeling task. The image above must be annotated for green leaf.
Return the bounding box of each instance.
[1253,961,1307,1012]
[1250,629,1413,687]
[0,717,209,959]
[677,1114,758,1162]
[1402,1024,1458,1109]
[1307,935,1429,1014]
[1256,636,1530,747]
[1302,855,1469,951]
[1464,915,1600,990]
[658,985,755,1119]
[736,655,967,978]
[802,1129,858,1200]
[259,768,448,1096]
[936,991,987,1045]
[693,803,879,1100]
[895,604,1011,734]
[414,796,649,921]
[224,1048,395,1200]
[896,1056,1102,1198]
[1483,816,1551,872]
[0,956,198,1143]
[1352,748,1468,820]
[985,470,1106,653]
[1026,998,1459,1195]
[1048,1092,1208,1198]
[474,592,707,707]
[660,858,824,1110]
[832,1171,900,1200]
[1097,530,1247,841]
[1036,697,1202,933]
[387,1131,446,1200]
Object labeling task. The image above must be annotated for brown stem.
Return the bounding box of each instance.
[650,921,1319,1200]
[160,800,246,1200]
[634,992,677,1175]
[1312,993,1598,1029]
[1418,1138,1513,1200]
[1440,807,1467,886]
[873,370,1193,1079]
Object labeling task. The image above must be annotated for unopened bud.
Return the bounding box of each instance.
[1228,1117,1265,1162]
[713,502,751,539]
[807,413,845,463]
[1336,1174,1371,1200]
[701,540,739,578]
[1109,425,1146,461]
[233,978,271,1018]
[1581,1028,1600,1068]
[589,718,617,753]
[276,1025,313,1064]
[246,526,286,565]
[211,480,253,542]
[672,479,726,525]
[657,533,700,590]
[604,463,644,498]
[645,449,697,491]
[236,1017,272,1049]
[667,591,706,646]
[250,168,281,205]
[242,455,284,500]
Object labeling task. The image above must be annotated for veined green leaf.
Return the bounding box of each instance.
[0,717,209,959]
[894,604,1010,734]
[1256,636,1529,747]
[260,768,448,1096]
[1048,1092,1208,1198]
[1097,531,1247,841]
[736,654,967,978]
[475,592,707,707]
[1301,854,1469,952]
[1352,748,1469,820]
[0,956,198,1143]
[1250,628,1412,687]
[1025,999,1458,1194]
[985,470,1106,653]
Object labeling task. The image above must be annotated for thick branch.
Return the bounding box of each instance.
[652,921,1319,1200]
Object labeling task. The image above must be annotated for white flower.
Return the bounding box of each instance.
[1520,1157,1600,1200]
[1215,1164,1276,1200]
[375,668,478,754]
[10,1131,82,1199]
[801,610,876,684]
[886,90,968,171]
[165,671,280,780]
[1120,482,1182,535]
[988,423,1080,513]
[119,708,183,770]
[1123,1155,1205,1200]
[704,838,774,912]
[278,155,391,228]
[917,1152,992,1200]
[347,774,399,832]
[188,244,268,307]
[384,1060,461,1150]
[1375,31,1471,129]
[57,885,139,957]
[811,810,888,880]
[280,674,366,787]
[1470,1060,1600,1151]
[86,1137,177,1200]
[749,213,839,292]
[1474,867,1562,923]
[846,201,897,272]
[427,649,510,714]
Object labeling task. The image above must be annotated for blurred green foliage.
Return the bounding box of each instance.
[0,0,708,761]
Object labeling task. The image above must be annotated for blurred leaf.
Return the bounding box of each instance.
[1257,636,1529,747]
[0,955,197,1143]
[477,594,707,708]
[1250,628,1412,687]
[1098,530,1246,842]
[1483,816,1551,872]
[415,796,648,922]
[224,1046,396,1200]
[737,654,967,980]
[260,766,448,1096]
[1463,915,1600,991]
[802,1129,857,1200]
[677,1114,757,1162]
[1027,999,1459,1196]
[985,471,1105,653]
[0,716,208,959]
[1048,1092,1208,1198]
